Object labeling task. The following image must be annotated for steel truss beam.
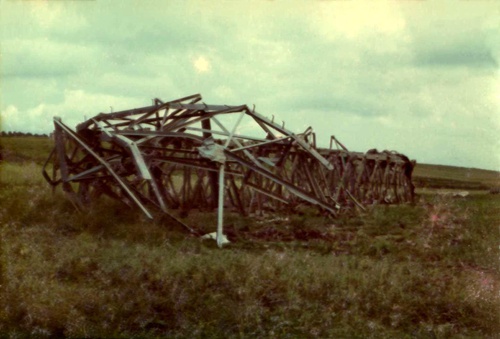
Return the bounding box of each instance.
[43,94,416,239]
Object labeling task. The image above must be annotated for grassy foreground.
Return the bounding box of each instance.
[1,137,499,338]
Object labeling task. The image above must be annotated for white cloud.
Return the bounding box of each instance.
[1,89,148,134]
[312,0,406,41]
[1,105,20,131]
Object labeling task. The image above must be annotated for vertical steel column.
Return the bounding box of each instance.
[201,117,219,208]
[216,163,225,248]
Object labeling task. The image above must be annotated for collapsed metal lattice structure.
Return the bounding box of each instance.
[43,94,415,241]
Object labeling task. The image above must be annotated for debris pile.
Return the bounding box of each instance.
[43,94,416,233]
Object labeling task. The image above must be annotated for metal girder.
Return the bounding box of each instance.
[43,94,416,239]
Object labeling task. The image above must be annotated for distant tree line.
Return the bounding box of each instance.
[0,131,49,138]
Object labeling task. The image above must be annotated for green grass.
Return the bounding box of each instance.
[1,137,499,337]
[0,136,54,165]
[414,163,500,190]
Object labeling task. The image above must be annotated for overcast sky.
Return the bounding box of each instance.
[1,0,499,171]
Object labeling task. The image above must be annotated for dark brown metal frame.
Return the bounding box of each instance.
[43,94,415,245]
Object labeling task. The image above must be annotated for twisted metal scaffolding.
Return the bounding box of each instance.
[43,94,415,243]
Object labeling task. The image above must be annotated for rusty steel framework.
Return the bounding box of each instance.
[43,94,415,243]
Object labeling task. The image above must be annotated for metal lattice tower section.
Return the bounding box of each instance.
[43,94,416,236]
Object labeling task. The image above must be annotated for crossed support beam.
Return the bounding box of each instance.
[43,94,416,244]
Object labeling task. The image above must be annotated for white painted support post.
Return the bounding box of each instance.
[216,163,225,248]
[216,111,244,247]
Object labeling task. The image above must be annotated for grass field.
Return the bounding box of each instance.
[1,136,499,338]
[413,163,500,192]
